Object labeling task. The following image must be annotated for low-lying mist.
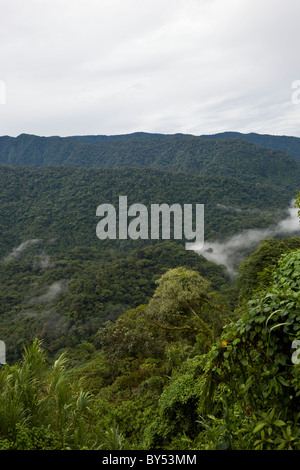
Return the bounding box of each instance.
[196,200,300,277]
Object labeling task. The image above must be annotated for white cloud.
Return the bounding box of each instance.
[2,239,41,262]
[196,200,300,277]
[29,280,69,304]
[1,0,300,137]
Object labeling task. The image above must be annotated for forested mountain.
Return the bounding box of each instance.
[0,132,300,450]
[0,133,299,191]
[1,161,292,362]
[0,164,293,259]
[72,130,300,162]
[200,131,300,162]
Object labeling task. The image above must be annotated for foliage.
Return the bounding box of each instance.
[0,241,230,363]
[0,134,299,190]
[0,162,292,259]
[196,248,300,449]
[205,131,300,162]
[0,136,300,451]
[0,339,96,449]
[1,243,300,450]
[236,237,300,304]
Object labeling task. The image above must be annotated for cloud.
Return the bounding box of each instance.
[196,200,300,277]
[32,253,53,269]
[3,239,41,262]
[14,309,73,341]
[1,0,300,137]
[29,280,70,305]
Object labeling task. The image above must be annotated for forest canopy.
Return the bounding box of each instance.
[0,137,300,450]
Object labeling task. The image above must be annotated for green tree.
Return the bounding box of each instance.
[236,237,300,304]
[146,267,228,351]
[199,248,300,449]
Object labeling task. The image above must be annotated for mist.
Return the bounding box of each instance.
[32,253,53,269]
[195,200,300,277]
[3,239,41,262]
[29,280,70,305]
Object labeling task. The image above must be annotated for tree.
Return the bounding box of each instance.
[144,267,228,353]
[98,305,165,367]
[236,237,300,304]
[199,248,300,449]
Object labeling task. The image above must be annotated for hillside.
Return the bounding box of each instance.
[0,164,293,259]
[0,133,300,451]
[72,130,300,163]
[0,160,298,362]
[0,134,299,191]
[200,131,300,162]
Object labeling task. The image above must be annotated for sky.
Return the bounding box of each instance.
[1,0,300,138]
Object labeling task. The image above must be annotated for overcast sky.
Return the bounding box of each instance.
[1,0,300,137]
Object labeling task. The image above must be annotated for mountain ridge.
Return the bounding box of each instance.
[0,132,299,191]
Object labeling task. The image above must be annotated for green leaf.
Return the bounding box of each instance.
[253,422,266,433]
[277,376,289,387]
[273,420,286,427]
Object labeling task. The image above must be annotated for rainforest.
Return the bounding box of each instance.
[0,132,300,451]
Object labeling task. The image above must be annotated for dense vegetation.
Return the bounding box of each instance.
[1,232,300,450]
[0,163,294,258]
[0,133,300,450]
[72,131,300,162]
[200,131,300,162]
[0,134,299,191]
[0,240,232,364]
